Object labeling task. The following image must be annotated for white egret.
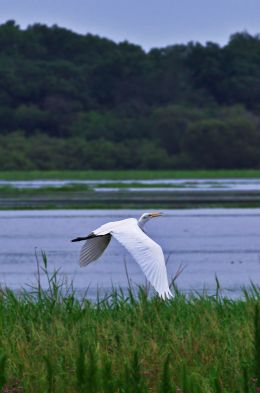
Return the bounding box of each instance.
[71,212,172,299]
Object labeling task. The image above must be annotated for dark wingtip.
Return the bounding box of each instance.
[71,233,95,242]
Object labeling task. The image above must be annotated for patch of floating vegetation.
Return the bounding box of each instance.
[0,184,91,194]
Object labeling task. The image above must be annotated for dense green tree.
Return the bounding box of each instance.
[182,116,260,168]
[150,105,204,154]
[0,22,260,169]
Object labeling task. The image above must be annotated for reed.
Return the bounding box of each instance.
[0,256,259,392]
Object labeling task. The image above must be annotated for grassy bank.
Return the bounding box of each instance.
[1,169,260,180]
[0,184,91,194]
[0,181,226,195]
[0,259,259,392]
[1,189,260,209]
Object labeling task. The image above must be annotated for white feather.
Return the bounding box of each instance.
[110,219,172,299]
[74,215,173,299]
[79,234,111,266]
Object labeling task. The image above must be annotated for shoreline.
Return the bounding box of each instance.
[1,189,260,209]
[1,169,260,180]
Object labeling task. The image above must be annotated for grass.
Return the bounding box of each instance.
[95,182,196,188]
[1,185,260,209]
[0,254,259,392]
[0,184,91,194]
[0,182,225,195]
[0,182,207,195]
[1,169,260,180]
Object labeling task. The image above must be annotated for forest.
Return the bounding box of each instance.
[0,20,260,169]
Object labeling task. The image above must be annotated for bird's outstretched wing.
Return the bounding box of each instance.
[79,234,111,266]
[111,221,172,299]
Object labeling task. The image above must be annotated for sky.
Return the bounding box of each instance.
[0,0,260,50]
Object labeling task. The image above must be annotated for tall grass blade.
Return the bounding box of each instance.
[0,352,6,391]
[101,356,114,393]
[243,367,250,393]
[159,354,174,393]
[131,351,145,393]
[85,347,98,393]
[254,304,260,385]
[44,355,54,393]
[214,377,222,393]
[76,342,86,390]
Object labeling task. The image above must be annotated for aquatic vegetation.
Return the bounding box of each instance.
[0,184,91,194]
[1,169,260,181]
[0,255,259,392]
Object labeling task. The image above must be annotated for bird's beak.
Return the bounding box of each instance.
[150,212,163,218]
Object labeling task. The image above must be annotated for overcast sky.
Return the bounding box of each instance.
[0,0,259,50]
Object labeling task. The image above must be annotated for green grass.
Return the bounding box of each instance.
[1,169,260,180]
[0,254,259,392]
[95,182,191,188]
[0,184,91,194]
[0,182,214,195]
[0,182,199,194]
[1,184,260,209]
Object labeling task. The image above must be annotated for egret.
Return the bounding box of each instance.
[71,212,172,299]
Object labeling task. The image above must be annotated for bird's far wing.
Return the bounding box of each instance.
[79,234,111,267]
[111,222,172,299]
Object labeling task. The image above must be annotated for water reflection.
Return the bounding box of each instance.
[1,178,260,191]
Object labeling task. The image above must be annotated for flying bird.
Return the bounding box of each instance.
[71,212,172,299]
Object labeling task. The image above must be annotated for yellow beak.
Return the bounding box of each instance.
[150,212,163,218]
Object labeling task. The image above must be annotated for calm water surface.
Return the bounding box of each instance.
[2,178,260,191]
[0,209,259,298]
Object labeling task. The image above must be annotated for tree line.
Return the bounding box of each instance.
[0,20,260,169]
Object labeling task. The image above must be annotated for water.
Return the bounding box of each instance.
[0,209,260,299]
[2,178,260,191]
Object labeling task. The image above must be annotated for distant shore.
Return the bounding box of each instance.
[1,170,260,209]
[1,169,260,181]
[1,189,260,209]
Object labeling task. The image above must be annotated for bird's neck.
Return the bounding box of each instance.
[138,218,148,229]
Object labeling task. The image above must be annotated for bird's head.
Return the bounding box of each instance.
[138,212,163,227]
